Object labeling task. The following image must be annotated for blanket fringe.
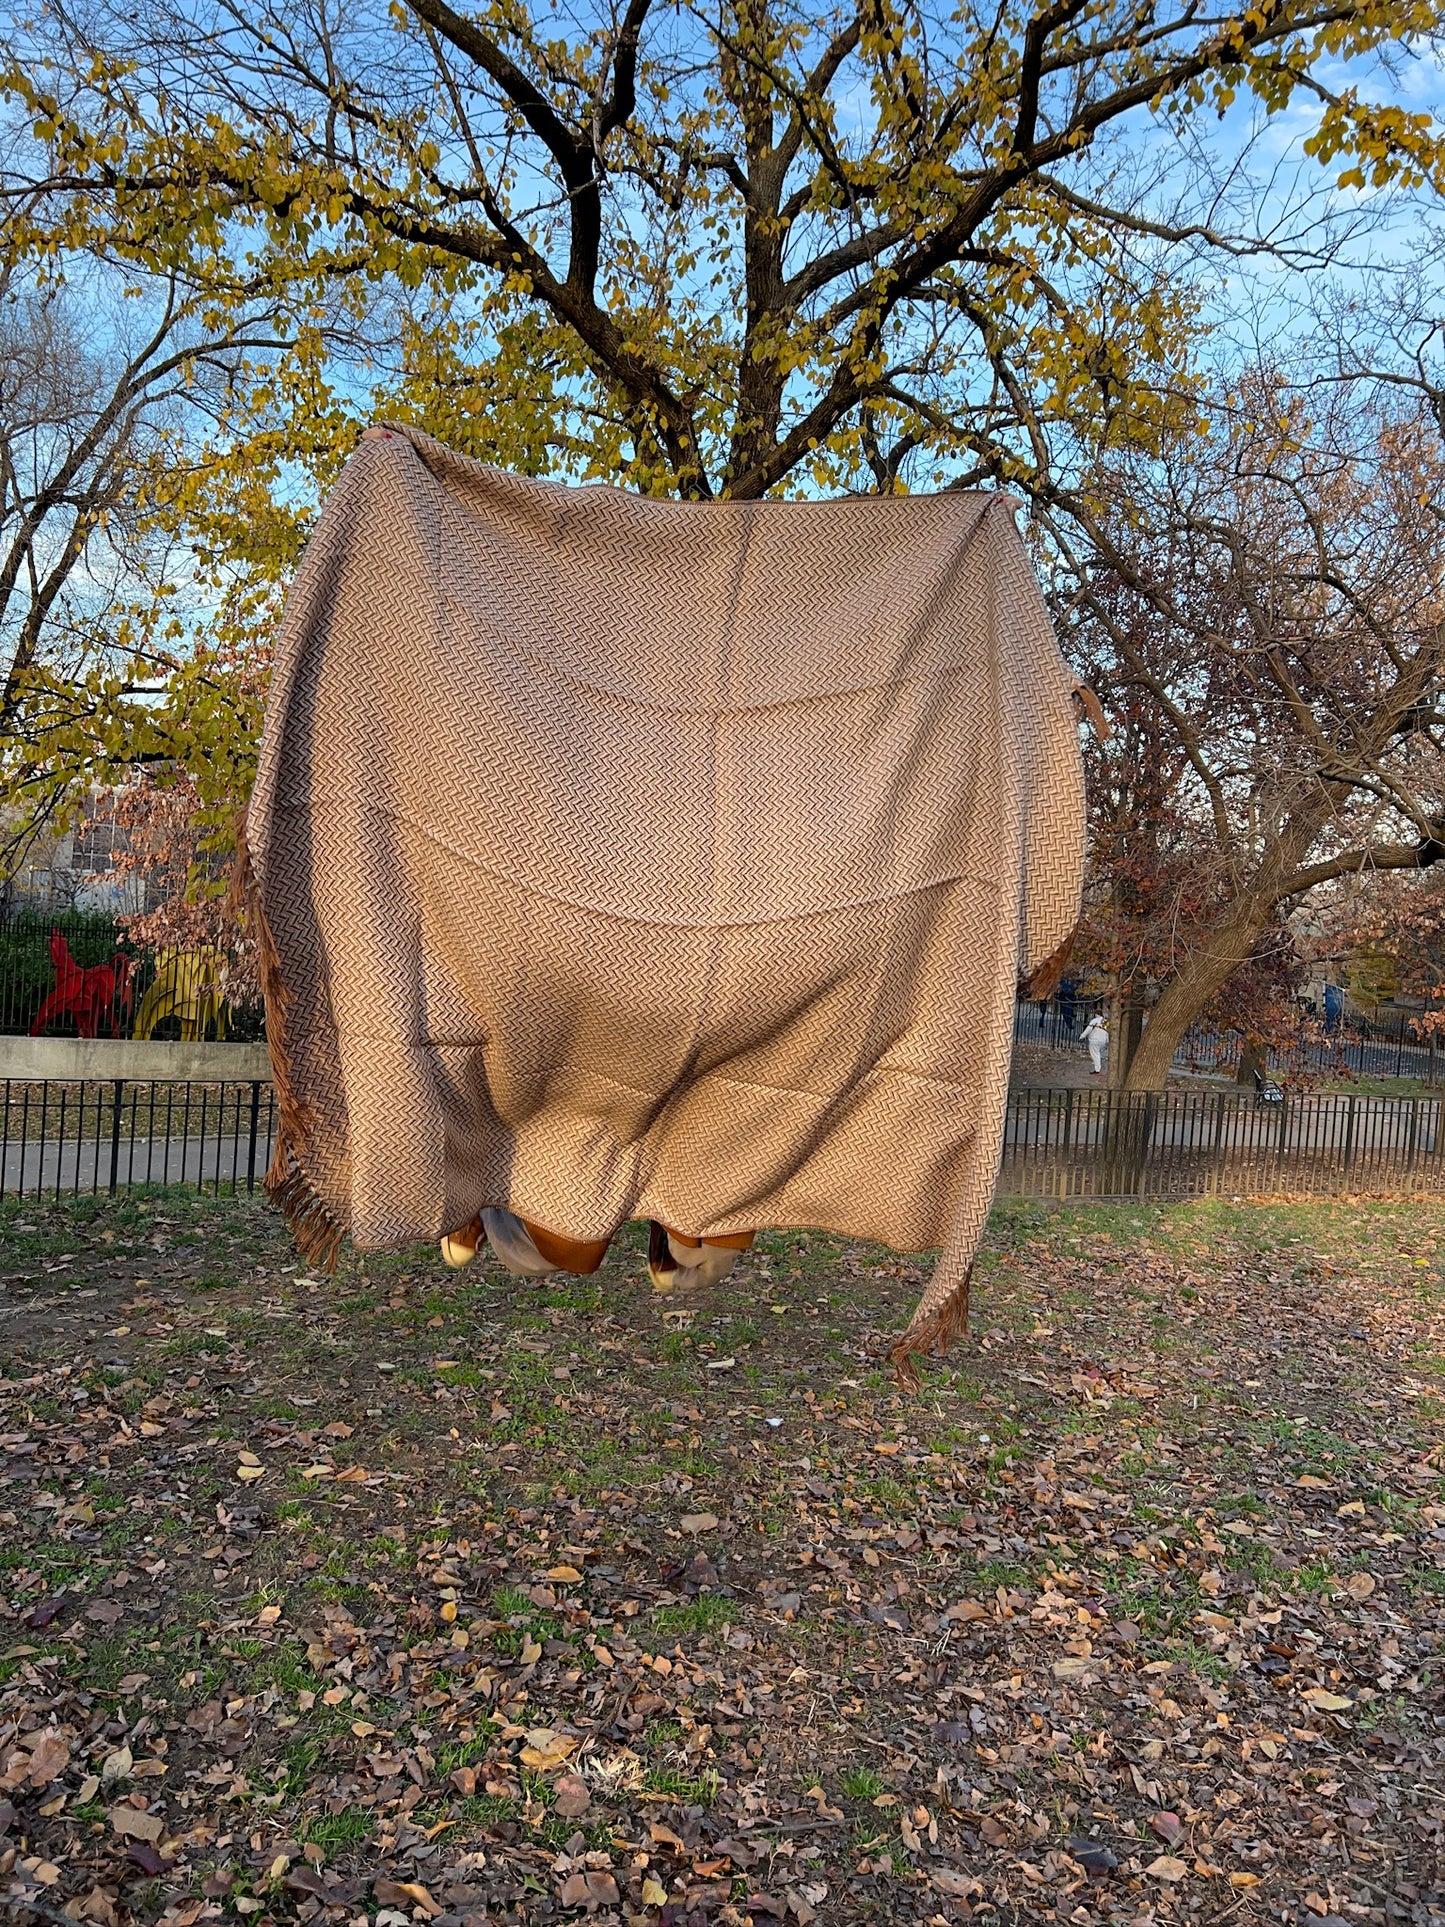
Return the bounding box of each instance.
[229,806,344,1273]
[883,1266,974,1392]
[1071,683,1111,740]
[1021,924,1078,1003]
[265,1146,346,1271]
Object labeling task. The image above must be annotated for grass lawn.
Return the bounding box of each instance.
[0,1189,1442,1925]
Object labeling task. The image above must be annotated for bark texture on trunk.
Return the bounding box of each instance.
[1122,899,1272,1091]
[1121,812,1333,1093]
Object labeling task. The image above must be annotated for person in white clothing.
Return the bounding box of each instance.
[1081,1014,1108,1076]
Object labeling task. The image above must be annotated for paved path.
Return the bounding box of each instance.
[2,1131,275,1197]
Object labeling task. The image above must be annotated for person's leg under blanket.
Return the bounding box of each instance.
[441,1214,751,1288]
[646,1222,755,1293]
[440,1211,609,1277]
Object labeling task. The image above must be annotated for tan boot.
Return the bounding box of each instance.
[647,1222,754,1292]
[440,1215,485,1269]
[482,1208,560,1278]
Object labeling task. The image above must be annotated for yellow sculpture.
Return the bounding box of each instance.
[132,948,230,1041]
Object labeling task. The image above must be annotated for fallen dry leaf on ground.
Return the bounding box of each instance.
[0,1188,1441,1925]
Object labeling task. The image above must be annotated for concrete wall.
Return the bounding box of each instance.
[0,1037,272,1083]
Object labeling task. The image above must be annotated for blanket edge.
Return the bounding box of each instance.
[884,1264,975,1391]
[228,807,346,1273]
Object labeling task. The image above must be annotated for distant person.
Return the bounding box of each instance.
[1323,982,1343,1037]
[1081,1013,1109,1076]
[1057,976,1079,1029]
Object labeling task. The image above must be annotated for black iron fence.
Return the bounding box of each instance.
[0,908,263,1041]
[0,1080,276,1200]
[2,1077,1443,1209]
[1171,1019,1445,1087]
[1014,998,1093,1054]
[1002,1085,1445,1199]
[1015,995,1445,1086]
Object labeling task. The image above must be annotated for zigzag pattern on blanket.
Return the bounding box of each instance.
[240,426,1086,1376]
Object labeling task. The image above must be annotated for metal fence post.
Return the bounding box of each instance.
[1139,1092,1158,1198]
[108,1078,124,1195]
[246,1081,262,1192]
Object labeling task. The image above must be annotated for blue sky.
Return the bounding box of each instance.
[1172,39,1444,360]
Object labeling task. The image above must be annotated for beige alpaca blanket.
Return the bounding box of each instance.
[240,425,1085,1372]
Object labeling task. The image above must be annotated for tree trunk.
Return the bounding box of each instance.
[1122,898,1274,1091]
[1122,804,1342,1092]
[1105,986,1123,1087]
[1113,994,1145,1088]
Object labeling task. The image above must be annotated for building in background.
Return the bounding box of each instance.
[1,787,151,917]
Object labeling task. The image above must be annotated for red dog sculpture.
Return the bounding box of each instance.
[30,930,134,1039]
